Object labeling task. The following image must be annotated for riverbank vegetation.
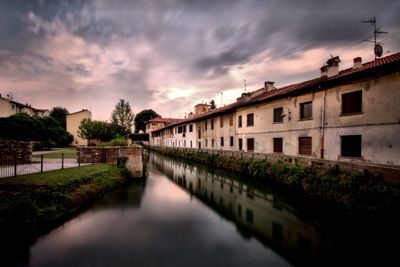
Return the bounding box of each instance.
[150,147,400,215]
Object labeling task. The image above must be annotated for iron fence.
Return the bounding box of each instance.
[0,153,92,179]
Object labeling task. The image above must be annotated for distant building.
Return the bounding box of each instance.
[145,117,182,133]
[66,109,92,146]
[0,94,49,117]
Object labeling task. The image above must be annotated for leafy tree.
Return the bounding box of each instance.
[111,99,134,135]
[210,99,216,109]
[0,113,73,146]
[49,106,69,130]
[134,109,160,133]
[78,119,114,142]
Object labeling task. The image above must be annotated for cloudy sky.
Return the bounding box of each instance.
[1,0,399,120]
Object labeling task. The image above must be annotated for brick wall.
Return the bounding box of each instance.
[0,139,32,164]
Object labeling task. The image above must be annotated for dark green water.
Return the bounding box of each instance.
[17,152,400,266]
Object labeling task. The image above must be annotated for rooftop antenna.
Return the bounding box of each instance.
[243,79,247,93]
[362,16,387,59]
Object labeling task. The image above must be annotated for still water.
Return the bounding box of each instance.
[24,152,399,267]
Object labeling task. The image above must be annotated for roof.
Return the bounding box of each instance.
[0,94,49,113]
[148,117,182,123]
[152,52,400,133]
[67,109,91,116]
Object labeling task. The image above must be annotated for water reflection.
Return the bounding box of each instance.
[25,155,293,267]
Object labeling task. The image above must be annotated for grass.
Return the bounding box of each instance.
[32,147,77,159]
[0,164,124,230]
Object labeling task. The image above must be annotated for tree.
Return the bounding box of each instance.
[49,106,69,130]
[78,119,114,142]
[134,109,160,133]
[210,99,216,109]
[111,99,134,135]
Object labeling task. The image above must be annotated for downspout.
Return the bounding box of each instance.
[320,89,326,159]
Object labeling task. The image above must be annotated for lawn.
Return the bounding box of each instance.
[32,147,77,159]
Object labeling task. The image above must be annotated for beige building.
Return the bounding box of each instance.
[146,117,182,133]
[66,109,92,146]
[150,53,400,167]
[0,94,49,117]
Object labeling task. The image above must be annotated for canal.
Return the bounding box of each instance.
[10,152,400,266]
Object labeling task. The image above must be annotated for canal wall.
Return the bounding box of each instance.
[77,146,143,177]
[150,146,400,213]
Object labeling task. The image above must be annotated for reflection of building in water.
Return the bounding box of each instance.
[151,153,325,266]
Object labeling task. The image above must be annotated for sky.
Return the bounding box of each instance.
[0,0,399,120]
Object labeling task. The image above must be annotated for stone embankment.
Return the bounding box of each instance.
[0,139,32,164]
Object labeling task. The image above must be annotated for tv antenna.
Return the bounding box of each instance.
[243,79,247,93]
[361,16,387,59]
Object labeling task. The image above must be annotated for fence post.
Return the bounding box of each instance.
[62,153,64,170]
[78,151,81,167]
[14,155,17,177]
[41,154,43,173]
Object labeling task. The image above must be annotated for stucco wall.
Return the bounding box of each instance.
[67,110,92,146]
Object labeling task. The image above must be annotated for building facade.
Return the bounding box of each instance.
[0,94,49,118]
[66,109,92,146]
[149,53,400,167]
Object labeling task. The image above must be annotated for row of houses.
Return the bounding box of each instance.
[147,53,400,167]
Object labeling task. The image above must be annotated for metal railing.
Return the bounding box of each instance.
[0,153,93,179]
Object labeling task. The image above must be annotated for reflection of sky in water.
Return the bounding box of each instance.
[29,169,292,267]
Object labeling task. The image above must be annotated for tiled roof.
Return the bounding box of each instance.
[153,52,400,133]
[149,117,182,123]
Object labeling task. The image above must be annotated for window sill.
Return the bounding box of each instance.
[273,121,283,124]
[340,112,363,117]
[298,118,313,121]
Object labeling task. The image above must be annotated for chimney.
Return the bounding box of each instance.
[320,65,328,77]
[194,103,209,115]
[326,56,340,77]
[264,81,276,92]
[353,57,362,69]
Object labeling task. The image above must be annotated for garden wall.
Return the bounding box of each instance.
[0,139,32,164]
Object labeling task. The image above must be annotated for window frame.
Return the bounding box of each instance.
[341,135,362,157]
[238,115,242,128]
[298,137,312,155]
[273,107,284,123]
[273,138,283,153]
[247,138,255,151]
[300,101,313,120]
[341,90,363,115]
[247,113,254,127]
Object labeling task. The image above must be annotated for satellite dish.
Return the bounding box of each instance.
[374,44,383,58]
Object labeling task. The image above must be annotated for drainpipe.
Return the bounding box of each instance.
[320,89,326,159]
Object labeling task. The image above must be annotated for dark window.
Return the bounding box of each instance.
[205,139,208,147]
[220,137,224,147]
[211,119,214,130]
[211,139,214,148]
[247,113,254,126]
[299,137,312,155]
[238,115,242,128]
[198,130,201,139]
[273,138,283,153]
[342,90,362,115]
[184,140,186,147]
[220,117,224,127]
[341,135,361,157]
[205,120,207,131]
[190,141,192,148]
[183,125,186,133]
[246,209,254,224]
[247,138,255,151]
[237,204,242,218]
[198,142,201,149]
[230,136,234,146]
[239,138,243,150]
[300,101,312,120]
[229,114,233,126]
[189,124,193,132]
[273,107,283,123]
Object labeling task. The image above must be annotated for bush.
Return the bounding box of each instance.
[98,137,128,147]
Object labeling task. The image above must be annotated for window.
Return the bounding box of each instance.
[239,138,243,150]
[198,130,201,139]
[205,139,208,147]
[229,114,233,126]
[273,138,283,153]
[341,135,361,157]
[246,209,254,224]
[230,136,234,147]
[247,138,255,151]
[300,101,312,120]
[189,124,193,132]
[211,139,214,148]
[299,137,312,155]
[247,113,254,126]
[184,140,186,147]
[273,107,283,123]
[205,120,207,131]
[238,115,242,128]
[342,90,362,115]
[211,119,214,130]
[220,117,224,127]
[220,137,224,147]
[198,142,201,149]
[190,141,192,148]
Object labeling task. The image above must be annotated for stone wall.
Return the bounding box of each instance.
[0,139,32,164]
[77,146,142,177]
